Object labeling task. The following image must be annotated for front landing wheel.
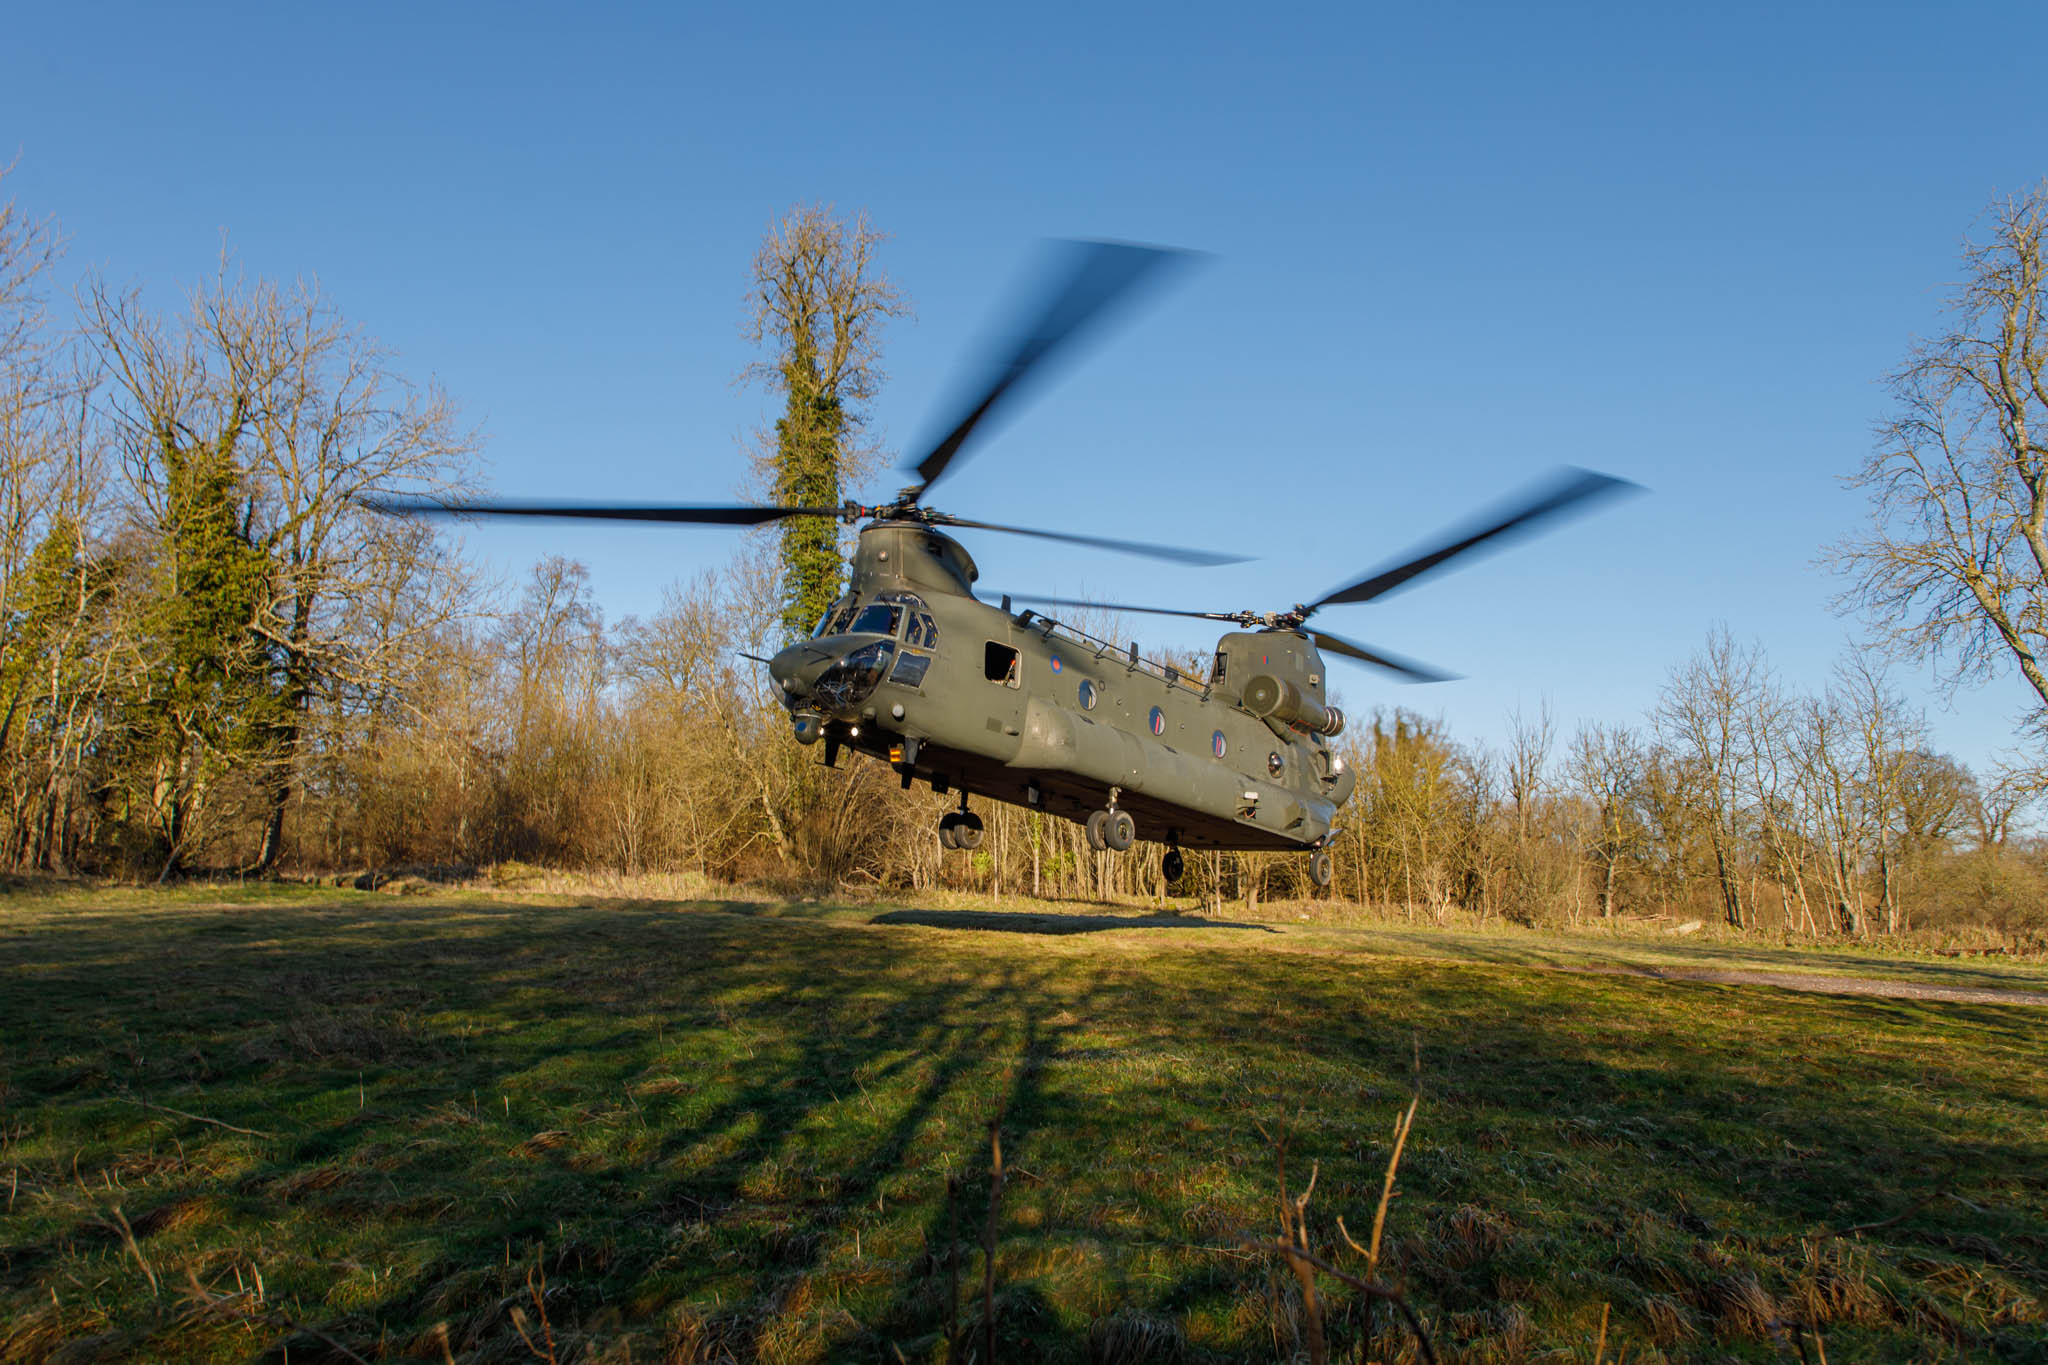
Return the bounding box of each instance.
[1308,849,1333,889]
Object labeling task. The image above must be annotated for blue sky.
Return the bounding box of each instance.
[8,2,2047,774]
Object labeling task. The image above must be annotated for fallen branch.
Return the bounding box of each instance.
[123,1099,273,1138]
[1747,1193,1941,1251]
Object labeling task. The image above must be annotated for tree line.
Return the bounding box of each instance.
[3,179,2046,937]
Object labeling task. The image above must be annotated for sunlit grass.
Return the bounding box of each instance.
[1,887,2042,1362]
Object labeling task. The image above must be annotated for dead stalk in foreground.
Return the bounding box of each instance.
[982,1106,1006,1364]
[1252,1100,1438,1365]
[946,1173,961,1361]
[109,1206,158,1298]
[511,1258,560,1364]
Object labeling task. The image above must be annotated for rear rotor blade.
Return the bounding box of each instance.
[360,496,840,527]
[935,515,1246,566]
[1308,628,1457,683]
[1314,467,1638,610]
[907,241,1196,498]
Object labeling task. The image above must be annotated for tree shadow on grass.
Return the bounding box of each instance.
[6,893,2046,1361]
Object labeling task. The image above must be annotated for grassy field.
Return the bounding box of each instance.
[1,884,2044,1363]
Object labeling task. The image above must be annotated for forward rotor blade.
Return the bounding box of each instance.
[936,515,1247,566]
[1308,629,1457,684]
[995,591,1241,622]
[360,496,839,527]
[907,240,1196,498]
[1314,467,1639,610]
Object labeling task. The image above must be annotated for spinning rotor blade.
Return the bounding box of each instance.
[360,496,840,527]
[1314,467,1638,610]
[907,240,1196,499]
[1307,629,1456,684]
[936,516,1246,566]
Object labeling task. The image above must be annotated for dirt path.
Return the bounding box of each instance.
[1558,962,2048,1006]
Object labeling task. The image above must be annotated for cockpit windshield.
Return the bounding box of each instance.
[814,593,926,641]
[847,603,903,637]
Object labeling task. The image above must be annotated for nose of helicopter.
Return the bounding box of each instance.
[767,641,833,703]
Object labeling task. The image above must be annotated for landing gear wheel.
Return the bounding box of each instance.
[1105,809,1137,852]
[1309,849,1333,889]
[1161,848,1185,883]
[954,811,985,852]
[938,812,961,849]
[1085,809,1110,852]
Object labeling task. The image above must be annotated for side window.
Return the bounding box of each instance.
[889,651,931,688]
[984,642,1020,687]
[1213,650,1228,684]
[814,595,856,638]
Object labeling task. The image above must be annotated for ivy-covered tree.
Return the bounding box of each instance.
[742,206,906,641]
[115,426,277,876]
[0,514,123,872]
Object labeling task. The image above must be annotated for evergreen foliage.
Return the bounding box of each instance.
[114,427,279,873]
[771,356,848,641]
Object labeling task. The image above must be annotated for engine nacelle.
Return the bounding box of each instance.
[1239,674,1345,737]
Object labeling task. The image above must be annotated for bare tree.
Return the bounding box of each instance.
[1657,627,1771,928]
[1836,184,2048,754]
[80,261,477,871]
[0,163,67,730]
[1501,701,1565,921]
[1568,722,1644,918]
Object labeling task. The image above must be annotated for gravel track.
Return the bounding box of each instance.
[1559,962,2048,1006]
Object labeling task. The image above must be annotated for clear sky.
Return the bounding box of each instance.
[8,2,2048,775]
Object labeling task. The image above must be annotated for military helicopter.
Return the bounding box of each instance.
[370,241,1633,887]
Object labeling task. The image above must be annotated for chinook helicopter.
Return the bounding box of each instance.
[371,241,1633,887]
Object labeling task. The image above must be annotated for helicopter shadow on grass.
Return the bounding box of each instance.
[868,907,1280,935]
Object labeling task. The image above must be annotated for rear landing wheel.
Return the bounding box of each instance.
[1161,847,1184,883]
[938,812,961,849]
[1309,849,1333,889]
[1085,809,1109,852]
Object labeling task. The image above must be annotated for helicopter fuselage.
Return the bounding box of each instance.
[768,521,1356,851]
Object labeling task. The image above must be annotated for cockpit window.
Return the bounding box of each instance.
[904,611,939,648]
[848,603,904,638]
[813,595,856,638]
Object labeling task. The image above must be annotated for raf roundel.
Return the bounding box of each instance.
[1212,730,1227,759]
[1149,706,1166,736]
[1049,655,1063,674]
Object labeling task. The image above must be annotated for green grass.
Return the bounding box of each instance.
[2,887,2043,1363]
